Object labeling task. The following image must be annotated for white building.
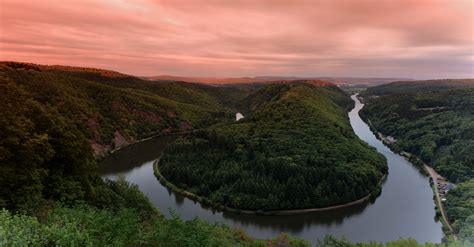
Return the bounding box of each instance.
[236,112,244,121]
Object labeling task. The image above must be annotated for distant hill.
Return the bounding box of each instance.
[0,61,251,156]
[1,61,130,78]
[254,76,413,86]
[146,75,264,84]
[361,79,474,96]
[146,75,411,86]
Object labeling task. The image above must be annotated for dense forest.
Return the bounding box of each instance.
[0,61,257,212]
[2,190,452,247]
[1,178,311,246]
[1,62,468,246]
[160,82,387,210]
[361,87,474,182]
[0,62,249,156]
[362,79,474,96]
[360,79,474,241]
[445,179,474,242]
[0,62,308,246]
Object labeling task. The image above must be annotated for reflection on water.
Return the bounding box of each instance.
[99,135,177,175]
[99,95,443,244]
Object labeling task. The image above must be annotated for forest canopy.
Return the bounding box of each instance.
[0,62,251,211]
[0,62,249,157]
[361,82,474,183]
[160,82,387,210]
[360,79,474,241]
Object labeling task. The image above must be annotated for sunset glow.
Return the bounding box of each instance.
[1,0,473,78]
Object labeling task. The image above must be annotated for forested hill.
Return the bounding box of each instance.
[361,79,474,96]
[360,80,474,182]
[0,62,250,156]
[239,80,349,113]
[360,80,474,241]
[160,82,387,211]
[0,62,329,245]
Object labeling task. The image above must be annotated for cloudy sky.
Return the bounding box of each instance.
[1,0,473,78]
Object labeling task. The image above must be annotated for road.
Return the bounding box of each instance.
[424,165,458,240]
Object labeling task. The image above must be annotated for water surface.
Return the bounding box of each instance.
[100,95,443,244]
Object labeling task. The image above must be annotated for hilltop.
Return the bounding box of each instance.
[361,79,474,96]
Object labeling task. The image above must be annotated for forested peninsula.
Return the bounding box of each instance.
[159,82,387,211]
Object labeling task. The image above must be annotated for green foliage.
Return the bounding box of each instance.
[152,211,260,246]
[317,235,439,247]
[160,82,387,210]
[0,78,95,212]
[0,204,308,246]
[1,205,150,246]
[0,62,249,157]
[89,177,158,219]
[0,178,270,246]
[0,61,251,212]
[0,80,460,245]
[361,88,474,183]
[361,79,474,96]
[445,179,474,242]
[0,209,45,246]
[3,204,462,246]
[360,80,474,242]
[2,62,465,245]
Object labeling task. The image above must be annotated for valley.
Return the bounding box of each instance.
[99,94,444,244]
[0,62,470,246]
[2,0,472,245]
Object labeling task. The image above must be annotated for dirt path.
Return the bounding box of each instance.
[424,165,458,240]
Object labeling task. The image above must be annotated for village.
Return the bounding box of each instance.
[437,178,456,202]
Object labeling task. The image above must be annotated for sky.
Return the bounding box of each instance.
[1,0,473,79]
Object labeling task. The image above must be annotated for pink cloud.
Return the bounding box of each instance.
[1,0,472,78]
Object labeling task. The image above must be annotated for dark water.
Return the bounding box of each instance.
[99,95,443,244]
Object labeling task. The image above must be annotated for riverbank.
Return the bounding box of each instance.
[424,165,458,240]
[358,96,458,240]
[95,129,197,161]
[100,94,443,243]
[153,159,387,216]
[389,146,458,240]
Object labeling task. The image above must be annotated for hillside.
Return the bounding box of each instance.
[159,82,387,211]
[0,62,317,246]
[0,62,468,246]
[360,80,474,241]
[148,75,409,86]
[360,81,474,182]
[0,61,256,211]
[361,79,474,96]
[0,62,250,156]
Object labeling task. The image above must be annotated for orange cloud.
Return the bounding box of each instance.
[1,0,472,78]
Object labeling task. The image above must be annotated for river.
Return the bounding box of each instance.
[99,95,443,244]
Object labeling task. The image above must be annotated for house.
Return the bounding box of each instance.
[235,112,244,121]
[444,183,456,191]
[386,136,396,143]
